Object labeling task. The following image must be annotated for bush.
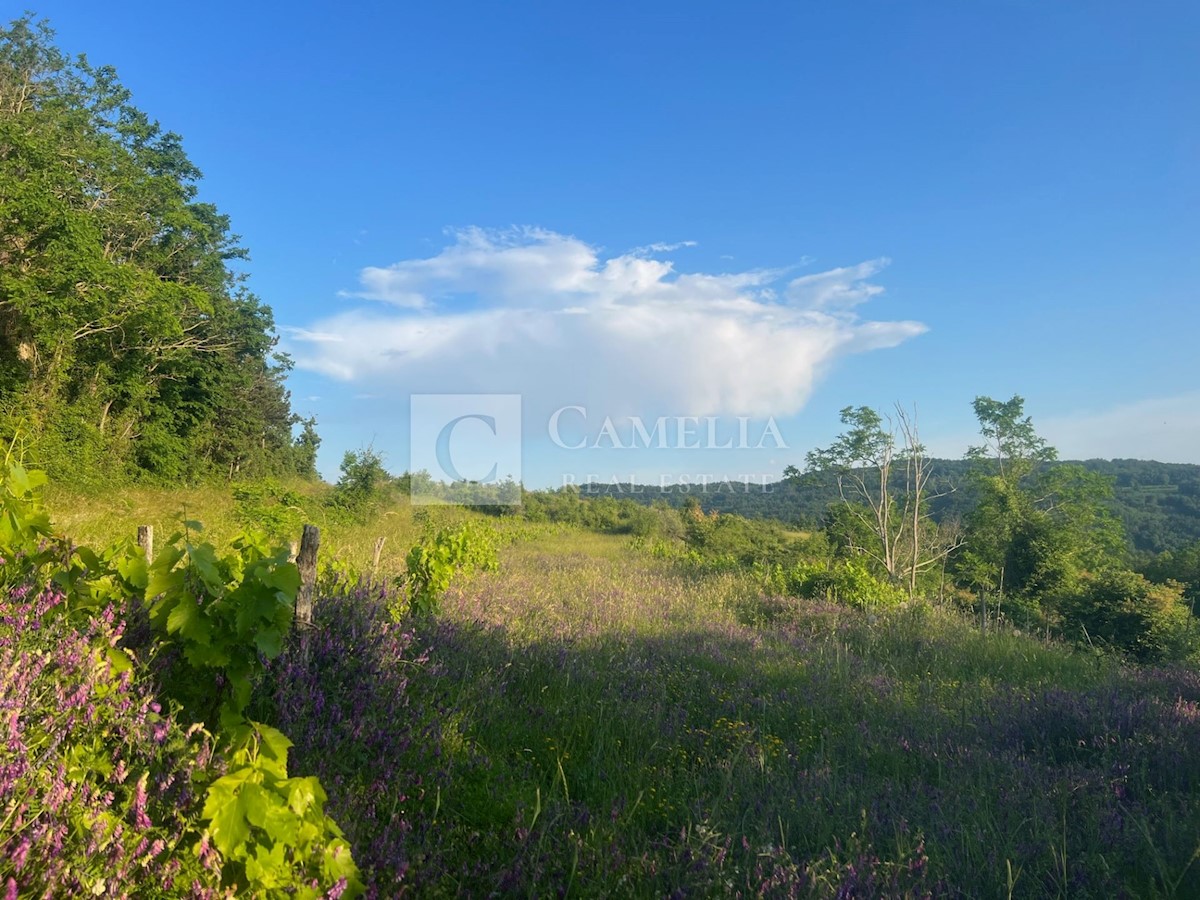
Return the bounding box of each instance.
[399,522,499,617]
[520,489,669,535]
[785,559,908,610]
[682,504,805,567]
[329,449,392,520]
[231,480,308,541]
[1060,569,1199,662]
[143,528,300,729]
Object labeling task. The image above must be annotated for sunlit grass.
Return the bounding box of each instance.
[43,481,480,573]
[45,482,243,548]
[391,532,1200,896]
[39,485,1200,895]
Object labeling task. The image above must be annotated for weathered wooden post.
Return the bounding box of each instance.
[125,524,156,648]
[295,524,320,626]
[137,525,153,563]
[371,536,386,576]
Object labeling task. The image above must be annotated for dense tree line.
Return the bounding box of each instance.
[583,458,1200,555]
[0,17,317,483]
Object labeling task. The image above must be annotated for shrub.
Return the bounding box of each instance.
[138,526,366,896]
[785,559,908,610]
[329,449,391,519]
[399,522,499,617]
[1061,569,1199,662]
[200,721,361,898]
[231,480,308,541]
[143,527,299,728]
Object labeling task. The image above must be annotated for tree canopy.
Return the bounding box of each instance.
[0,16,314,482]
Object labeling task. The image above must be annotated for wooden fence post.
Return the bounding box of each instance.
[296,524,320,627]
[371,536,386,576]
[137,525,153,563]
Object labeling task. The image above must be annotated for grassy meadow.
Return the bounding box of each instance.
[407,537,1198,897]
[31,488,1200,897]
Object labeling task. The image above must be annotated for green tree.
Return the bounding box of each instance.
[0,15,307,482]
[958,395,1124,627]
[291,416,321,479]
[331,447,391,516]
[1143,541,1200,608]
[965,394,1055,482]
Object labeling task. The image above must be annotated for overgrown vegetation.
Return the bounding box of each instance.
[0,17,315,484]
[14,448,1200,896]
[570,396,1200,665]
[0,453,521,897]
[0,457,361,897]
[332,535,1200,896]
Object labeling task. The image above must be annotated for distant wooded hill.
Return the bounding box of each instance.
[579,459,1200,556]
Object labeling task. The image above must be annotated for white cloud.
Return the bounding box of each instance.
[287,227,926,420]
[629,240,698,256]
[786,258,891,309]
[342,226,599,309]
[285,328,344,343]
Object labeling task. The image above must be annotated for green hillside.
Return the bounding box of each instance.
[582,458,1200,555]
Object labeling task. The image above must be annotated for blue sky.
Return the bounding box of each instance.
[31,1,1200,485]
